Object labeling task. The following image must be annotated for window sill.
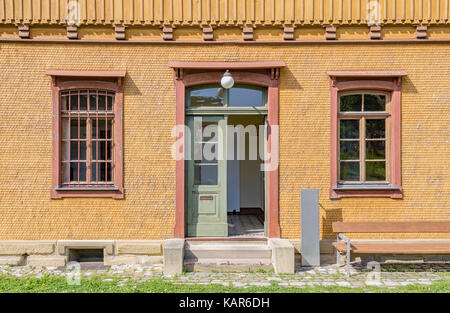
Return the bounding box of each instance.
[330,184,402,199]
[51,186,124,199]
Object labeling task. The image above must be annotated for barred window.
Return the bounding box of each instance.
[60,89,115,186]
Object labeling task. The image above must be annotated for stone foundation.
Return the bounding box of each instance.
[0,240,164,267]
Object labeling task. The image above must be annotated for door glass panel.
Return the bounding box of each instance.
[193,118,219,185]
[194,165,218,185]
[189,85,224,107]
[229,85,264,107]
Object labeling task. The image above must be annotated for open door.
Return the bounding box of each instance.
[186,115,228,237]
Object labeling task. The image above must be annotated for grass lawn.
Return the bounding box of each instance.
[0,275,448,293]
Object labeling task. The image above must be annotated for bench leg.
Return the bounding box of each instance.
[336,235,341,267]
[346,241,351,277]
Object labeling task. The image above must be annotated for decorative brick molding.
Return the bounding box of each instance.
[66,25,78,39]
[115,25,126,40]
[163,26,174,41]
[415,25,428,39]
[370,25,382,40]
[202,26,214,41]
[325,26,336,40]
[243,26,254,41]
[283,26,295,41]
[18,25,30,39]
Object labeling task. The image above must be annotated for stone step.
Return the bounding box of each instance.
[184,258,272,265]
[184,242,272,261]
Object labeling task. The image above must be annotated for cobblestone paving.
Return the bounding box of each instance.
[1,263,449,289]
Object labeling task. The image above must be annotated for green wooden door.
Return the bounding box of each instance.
[186,115,228,237]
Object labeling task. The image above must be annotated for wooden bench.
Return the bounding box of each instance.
[332,222,450,276]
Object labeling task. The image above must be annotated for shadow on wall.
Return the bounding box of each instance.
[321,204,343,240]
[279,66,302,91]
[123,74,143,96]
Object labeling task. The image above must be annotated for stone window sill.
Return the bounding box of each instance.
[330,184,402,199]
[52,186,123,199]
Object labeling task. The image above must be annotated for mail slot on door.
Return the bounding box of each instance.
[199,195,214,200]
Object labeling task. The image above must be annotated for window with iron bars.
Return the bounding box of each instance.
[60,89,115,186]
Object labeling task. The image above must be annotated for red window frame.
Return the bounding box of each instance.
[48,71,125,199]
[328,72,405,199]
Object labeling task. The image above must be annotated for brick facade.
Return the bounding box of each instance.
[0,40,448,240]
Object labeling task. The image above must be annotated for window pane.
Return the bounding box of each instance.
[189,86,224,107]
[340,141,359,160]
[80,119,86,139]
[99,141,106,160]
[70,94,78,111]
[107,162,113,182]
[107,141,113,160]
[79,162,87,182]
[70,141,78,160]
[366,119,385,139]
[80,141,86,160]
[229,86,264,107]
[366,140,385,159]
[194,165,218,185]
[107,94,114,111]
[107,120,113,139]
[364,94,386,111]
[91,162,97,181]
[61,141,69,161]
[340,162,360,181]
[92,119,97,139]
[99,162,107,181]
[98,94,106,111]
[99,119,107,139]
[89,93,97,110]
[62,119,70,139]
[366,161,386,181]
[340,120,359,139]
[340,94,362,112]
[70,119,78,139]
[61,95,69,111]
[80,93,88,111]
[70,162,78,182]
[91,141,97,161]
[62,162,70,183]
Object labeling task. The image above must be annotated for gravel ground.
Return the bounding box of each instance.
[1,262,449,289]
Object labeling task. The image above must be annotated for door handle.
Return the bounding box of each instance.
[199,195,214,200]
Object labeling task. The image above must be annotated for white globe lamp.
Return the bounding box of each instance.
[220,70,234,89]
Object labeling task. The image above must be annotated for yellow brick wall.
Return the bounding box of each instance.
[0,42,448,240]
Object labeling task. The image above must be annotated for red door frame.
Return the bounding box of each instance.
[169,62,285,238]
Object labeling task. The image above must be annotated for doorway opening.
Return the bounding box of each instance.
[227,115,266,238]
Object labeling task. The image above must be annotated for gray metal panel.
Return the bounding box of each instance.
[301,189,320,266]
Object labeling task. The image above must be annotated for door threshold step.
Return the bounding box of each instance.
[184,258,272,265]
[186,237,267,242]
[185,243,271,250]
